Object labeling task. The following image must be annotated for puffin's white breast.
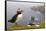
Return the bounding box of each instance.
[18,14,23,18]
[15,14,23,23]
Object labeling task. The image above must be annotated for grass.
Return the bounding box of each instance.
[7,20,45,30]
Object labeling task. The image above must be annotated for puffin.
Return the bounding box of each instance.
[8,8,23,24]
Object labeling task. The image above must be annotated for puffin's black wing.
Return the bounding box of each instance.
[8,14,18,23]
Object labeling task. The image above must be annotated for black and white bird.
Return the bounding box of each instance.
[8,8,23,25]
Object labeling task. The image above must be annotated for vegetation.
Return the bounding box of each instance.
[7,20,45,30]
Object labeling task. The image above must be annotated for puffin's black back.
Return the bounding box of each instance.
[8,14,18,23]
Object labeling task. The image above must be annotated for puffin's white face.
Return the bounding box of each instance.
[17,8,22,12]
[17,8,23,13]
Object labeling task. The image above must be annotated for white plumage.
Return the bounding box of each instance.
[15,14,23,24]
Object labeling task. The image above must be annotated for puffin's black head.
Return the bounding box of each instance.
[17,10,23,14]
